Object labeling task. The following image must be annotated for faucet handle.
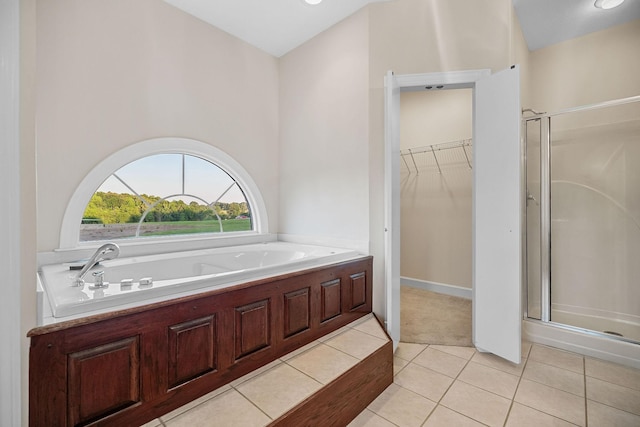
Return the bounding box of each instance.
[91,270,108,288]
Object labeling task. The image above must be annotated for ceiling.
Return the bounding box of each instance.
[163,0,640,57]
[514,0,640,51]
[163,0,391,57]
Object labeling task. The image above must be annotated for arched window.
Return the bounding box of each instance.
[59,138,268,249]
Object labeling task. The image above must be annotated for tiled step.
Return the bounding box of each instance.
[152,314,393,427]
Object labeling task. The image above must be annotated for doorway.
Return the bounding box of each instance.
[399,88,473,346]
[384,67,522,363]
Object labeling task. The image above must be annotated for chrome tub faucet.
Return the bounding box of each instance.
[74,243,120,286]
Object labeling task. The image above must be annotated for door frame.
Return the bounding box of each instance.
[384,69,490,347]
[384,68,522,363]
[0,0,23,425]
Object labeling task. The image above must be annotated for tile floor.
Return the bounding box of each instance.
[141,314,640,427]
[355,341,640,427]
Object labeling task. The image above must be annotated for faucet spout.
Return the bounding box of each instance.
[74,243,120,286]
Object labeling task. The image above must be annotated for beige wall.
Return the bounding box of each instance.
[529,19,640,113]
[278,9,370,249]
[366,0,516,312]
[36,0,280,252]
[400,90,473,288]
[512,9,531,110]
[400,90,472,149]
[368,0,514,77]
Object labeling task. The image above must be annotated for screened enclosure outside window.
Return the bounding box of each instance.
[80,153,252,242]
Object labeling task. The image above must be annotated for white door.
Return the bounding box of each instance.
[384,70,401,346]
[473,66,522,363]
[383,67,521,363]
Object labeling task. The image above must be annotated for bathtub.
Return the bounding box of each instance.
[38,242,361,320]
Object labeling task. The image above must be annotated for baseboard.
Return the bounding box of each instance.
[401,277,472,300]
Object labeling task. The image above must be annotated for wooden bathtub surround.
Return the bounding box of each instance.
[28,256,387,426]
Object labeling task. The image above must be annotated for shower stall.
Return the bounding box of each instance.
[524,96,640,354]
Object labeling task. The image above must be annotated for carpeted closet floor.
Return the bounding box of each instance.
[400,286,472,347]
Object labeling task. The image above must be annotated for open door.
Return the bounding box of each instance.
[473,66,522,363]
[384,70,401,347]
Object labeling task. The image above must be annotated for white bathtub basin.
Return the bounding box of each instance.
[39,242,361,319]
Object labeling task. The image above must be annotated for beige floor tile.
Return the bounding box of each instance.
[429,345,476,361]
[585,357,640,391]
[317,326,348,343]
[352,315,389,340]
[505,402,578,427]
[394,356,409,376]
[522,341,533,357]
[235,363,322,419]
[529,345,584,374]
[163,389,270,427]
[458,361,520,399]
[229,359,282,387]
[347,408,397,427]
[412,347,469,378]
[286,342,359,384]
[523,360,585,397]
[393,362,454,402]
[160,384,232,421]
[368,383,436,427]
[156,343,640,427]
[395,342,427,361]
[586,376,640,415]
[470,351,525,376]
[423,405,485,426]
[348,313,374,326]
[587,399,640,427]
[324,328,387,360]
[515,379,585,426]
[279,340,320,361]
[440,380,511,427]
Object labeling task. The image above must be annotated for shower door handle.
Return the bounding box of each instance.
[527,192,539,206]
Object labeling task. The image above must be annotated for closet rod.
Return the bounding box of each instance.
[400,138,472,174]
[400,138,472,156]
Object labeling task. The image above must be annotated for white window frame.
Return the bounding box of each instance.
[59,137,269,250]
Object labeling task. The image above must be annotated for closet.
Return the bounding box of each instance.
[399,88,473,339]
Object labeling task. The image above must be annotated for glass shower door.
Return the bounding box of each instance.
[525,97,640,344]
[549,101,640,342]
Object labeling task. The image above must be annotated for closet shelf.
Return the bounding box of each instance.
[400,139,472,174]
